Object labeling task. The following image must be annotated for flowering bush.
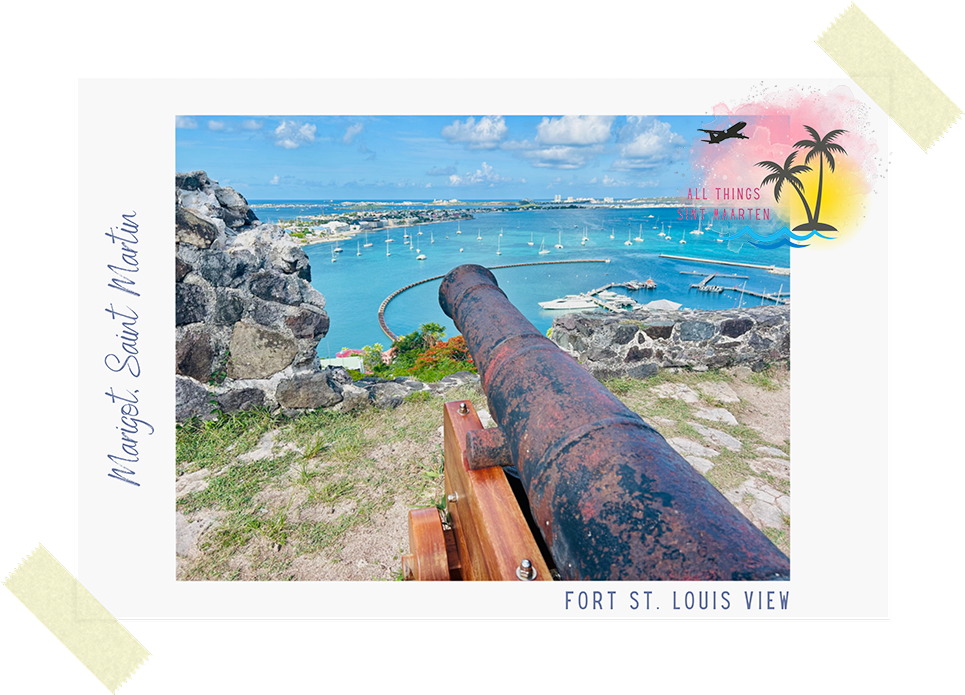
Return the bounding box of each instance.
[412,336,473,371]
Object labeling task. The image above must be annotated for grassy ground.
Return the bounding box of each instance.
[603,365,791,554]
[176,365,790,580]
[176,384,480,581]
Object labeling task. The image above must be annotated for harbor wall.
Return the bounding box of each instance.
[549,304,789,380]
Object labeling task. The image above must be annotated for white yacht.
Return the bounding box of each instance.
[539,295,597,310]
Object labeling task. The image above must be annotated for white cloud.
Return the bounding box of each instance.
[536,115,613,146]
[602,175,633,187]
[441,116,508,149]
[343,123,363,144]
[612,118,686,170]
[241,120,263,130]
[522,145,603,169]
[175,116,197,129]
[269,175,279,185]
[207,120,226,131]
[448,162,512,186]
[273,120,317,149]
[502,117,611,170]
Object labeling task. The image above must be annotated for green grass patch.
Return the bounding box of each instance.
[177,455,292,514]
[176,407,285,475]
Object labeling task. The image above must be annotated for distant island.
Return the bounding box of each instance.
[253,197,704,246]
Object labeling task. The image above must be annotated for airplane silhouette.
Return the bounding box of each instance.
[698,121,749,144]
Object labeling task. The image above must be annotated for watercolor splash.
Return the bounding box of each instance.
[695,85,879,246]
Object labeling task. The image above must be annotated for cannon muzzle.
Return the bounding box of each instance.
[439,264,790,581]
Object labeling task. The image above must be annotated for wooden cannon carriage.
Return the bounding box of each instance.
[402,265,790,582]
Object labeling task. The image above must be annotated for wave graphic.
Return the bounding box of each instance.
[717,225,835,248]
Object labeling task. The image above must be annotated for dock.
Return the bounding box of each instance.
[678,270,786,303]
[689,274,725,294]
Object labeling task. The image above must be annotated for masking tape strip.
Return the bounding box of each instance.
[3,544,150,692]
[816,3,962,152]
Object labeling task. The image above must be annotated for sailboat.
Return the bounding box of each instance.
[386,245,391,257]
[403,227,409,240]
[476,228,482,241]
[634,224,644,242]
[456,221,461,235]
[538,237,550,255]
[528,231,534,246]
[496,237,501,256]
[331,245,337,262]
[363,232,373,248]
[356,241,361,256]
[658,223,665,237]
[385,229,394,243]
[624,229,633,246]
[581,227,587,246]
[430,229,435,244]
[554,229,563,249]
[609,228,615,240]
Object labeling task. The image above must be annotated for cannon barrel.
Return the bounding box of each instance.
[439,264,790,581]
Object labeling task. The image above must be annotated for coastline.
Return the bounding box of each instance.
[286,216,472,247]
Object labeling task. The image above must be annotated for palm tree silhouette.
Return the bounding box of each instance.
[793,126,848,232]
[756,152,813,225]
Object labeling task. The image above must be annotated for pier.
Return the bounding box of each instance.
[378,259,609,341]
[681,270,747,295]
[660,254,790,275]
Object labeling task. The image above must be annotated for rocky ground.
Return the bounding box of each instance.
[176,364,790,580]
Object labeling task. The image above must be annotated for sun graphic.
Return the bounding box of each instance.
[793,156,867,244]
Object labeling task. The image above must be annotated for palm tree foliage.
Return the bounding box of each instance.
[756,152,814,224]
[792,126,848,230]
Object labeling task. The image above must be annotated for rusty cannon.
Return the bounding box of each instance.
[402,264,789,582]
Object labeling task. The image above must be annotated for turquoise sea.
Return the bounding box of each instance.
[251,202,791,355]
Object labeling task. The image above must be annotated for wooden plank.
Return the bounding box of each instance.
[406,507,450,581]
[443,400,552,581]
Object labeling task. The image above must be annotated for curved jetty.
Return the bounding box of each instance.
[378,259,608,341]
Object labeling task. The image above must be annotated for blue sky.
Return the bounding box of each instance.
[175,115,741,201]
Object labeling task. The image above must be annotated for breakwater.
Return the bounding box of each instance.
[659,253,791,275]
[378,259,609,341]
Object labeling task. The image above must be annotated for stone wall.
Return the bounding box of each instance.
[175,171,333,421]
[550,304,789,381]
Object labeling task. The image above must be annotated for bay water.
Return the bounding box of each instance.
[252,203,791,355]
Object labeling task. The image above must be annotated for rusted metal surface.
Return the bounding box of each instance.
[466,428,513,470]
[439,264,790,581]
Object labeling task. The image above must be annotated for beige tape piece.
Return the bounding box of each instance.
[817,3,962,151]
[3,544,150,692]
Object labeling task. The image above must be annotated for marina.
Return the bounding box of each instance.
[541,279,657,313]
[272,206,792,352]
